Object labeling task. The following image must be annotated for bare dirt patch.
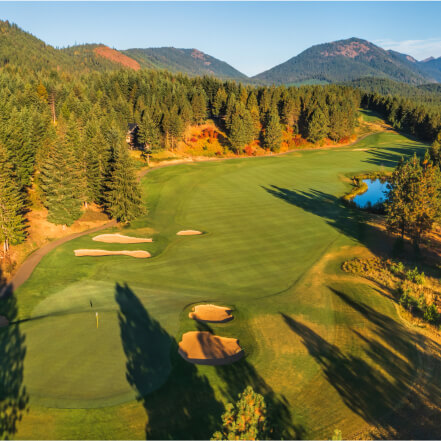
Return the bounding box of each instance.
[74,249,151,259]
[0,316,9,327]
[177,230,202,236]
[92,234,153,244]
[189,304,233,323]
[94,46,140,70]
[178,331,244,365]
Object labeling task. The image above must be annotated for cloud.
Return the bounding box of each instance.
[375,38,441,60]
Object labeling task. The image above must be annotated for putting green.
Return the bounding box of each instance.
[12,128,441,439]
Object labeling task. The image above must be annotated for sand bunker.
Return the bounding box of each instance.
[177,230,202,236]
[74,249,151,258]
[189,304,233,323]
[178,331,244,365]
[0,316,9,327]
[93,233,153,244]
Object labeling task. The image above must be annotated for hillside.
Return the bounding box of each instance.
[419,56,441,82]
[253,38,439,85]
[343,77,441,108]
[0,20,247,80]
[0,21,140,73]
[124,47,247,80]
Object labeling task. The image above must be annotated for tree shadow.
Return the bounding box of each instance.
[0,267,29,438]
[281,283,441,438]
[192,320,304,437]
[362,145,424,168]
[264,185,391,256]
[115,283,224,439]
[263,185,440,263]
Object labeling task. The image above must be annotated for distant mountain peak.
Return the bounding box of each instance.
[190,49,212,66]
[253,37,440,85]
[320,39,373,59]
[422,56,435,63]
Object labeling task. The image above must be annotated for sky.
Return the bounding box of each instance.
[1,1,441,76]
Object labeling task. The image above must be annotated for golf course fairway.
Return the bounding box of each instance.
[9,129,441,439]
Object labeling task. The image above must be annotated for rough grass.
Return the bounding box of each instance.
[12,130,441,440]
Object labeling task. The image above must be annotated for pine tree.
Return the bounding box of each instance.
[263,110,283,152]
[385,153,441,244]
[39,136,83,226]
[169,112,184,150]
[0,145,26,255]
[212,386,269,441]
[212,87,227,118]
[429,131,441,167]
[191,90,207,124]
[229,107,255,154]
[138,112,161,152]
[105,144,144,223]
[306,107,329,143]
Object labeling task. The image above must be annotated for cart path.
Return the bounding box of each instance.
[2,220,117,296]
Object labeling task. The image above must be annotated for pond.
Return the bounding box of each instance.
[353,179,389,209]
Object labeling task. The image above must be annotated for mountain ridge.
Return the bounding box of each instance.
[1,20,440,85]
[252,37,440,85]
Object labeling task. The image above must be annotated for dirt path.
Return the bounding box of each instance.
[139,130,387,178]
[1,220,116,296]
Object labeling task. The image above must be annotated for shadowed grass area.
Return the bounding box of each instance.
[11,130,441,439]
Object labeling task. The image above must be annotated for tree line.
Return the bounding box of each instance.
[2,62,441,261]
[361,92,441,143]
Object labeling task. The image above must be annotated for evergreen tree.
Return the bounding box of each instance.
[385,153,441,244]
[429,131,441,167]
[105,144,144,223]
[212,386,269,441]
[306,107,329,143]
[169,112,184,150]
[39,137,83,226]
[229,107,254,153]
[263,110,283,152]
[138,112,161,152]
[191,90,207,124]
[212,87,227,118]
[0,145,26,255]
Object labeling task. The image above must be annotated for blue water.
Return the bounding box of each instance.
[353,179,389,209]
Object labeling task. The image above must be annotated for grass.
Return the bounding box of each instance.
[8,129,441,439]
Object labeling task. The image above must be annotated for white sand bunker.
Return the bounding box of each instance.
[93,233,153,244]
[0,316,9,327]
[177,230,202,236]
[189,304,233,323]
[178,331,244,365]
[74,249,151,258]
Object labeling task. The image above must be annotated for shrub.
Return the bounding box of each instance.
[399,287,418,311]
[424,304,439,324]
[390,261,404,275]
[406,267,425,285]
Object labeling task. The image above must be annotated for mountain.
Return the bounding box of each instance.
[123,47,247,80]
[2,21,440,86]
[418,57,441,82]
[0,21,141,73]
[0,21,246,80]
[253,38,439,85]
[62,44,141,71]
